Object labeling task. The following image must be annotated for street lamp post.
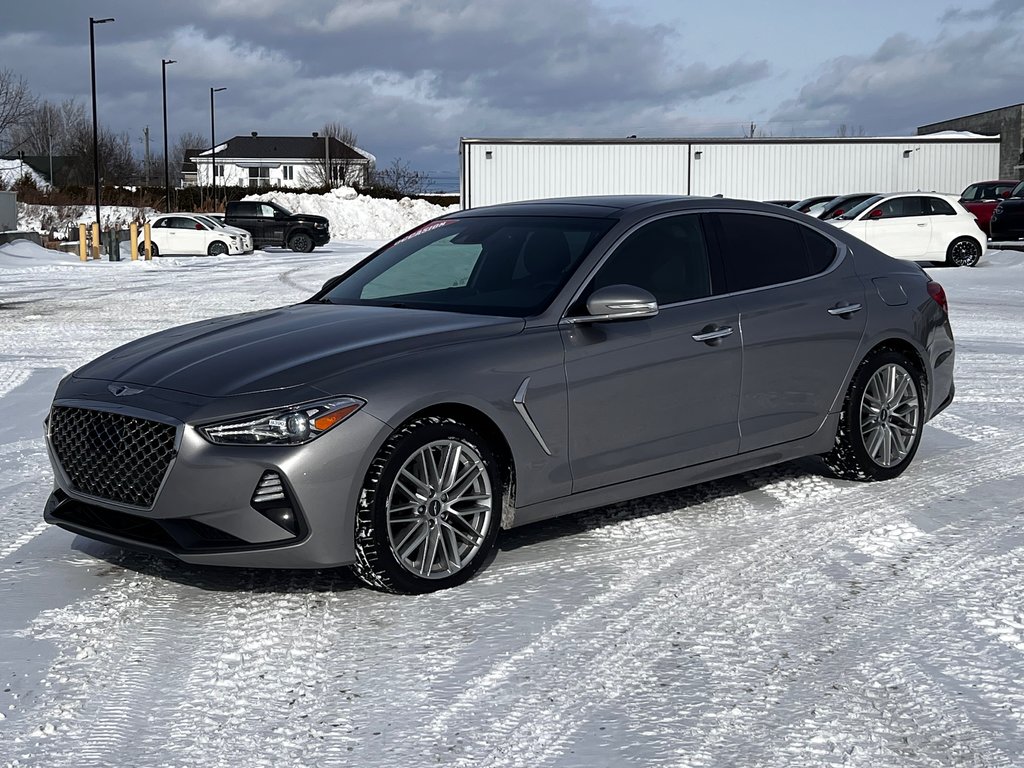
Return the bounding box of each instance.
[89,16,114,256]
[210,86,226,209]
[161,59,176,212]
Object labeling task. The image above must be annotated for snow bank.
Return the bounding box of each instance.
[0,239,79,269]
[0,159,50,190]
[18,204,153,239]
[243,187,459,240]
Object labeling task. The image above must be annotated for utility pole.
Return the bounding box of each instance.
[210,86,226,209]
[89,16,115,239]
[143,125,151,186]
[161,58,176,212]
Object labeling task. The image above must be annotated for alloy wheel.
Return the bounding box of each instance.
[859,363,920,468]
[949,239,980,267]
[385,439,493,579]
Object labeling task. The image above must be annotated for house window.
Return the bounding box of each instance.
[283,165,294,181]
[215,163,224,178]
[248,166,270,188]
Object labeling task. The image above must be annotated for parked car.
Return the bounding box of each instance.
[959,180,1018,236]
[829,192,986,266]
[140,213,249,257]
[223,200,330,252]
[192,214,254,253]
[44,196,955,593]
[790,195,837,214]
[816,193,880,220]
[988,180,1024,241]
[764,199,798,208]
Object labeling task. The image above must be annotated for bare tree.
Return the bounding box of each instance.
[370,157,426,197]
[0,69,37,147]
[301,121,363,188]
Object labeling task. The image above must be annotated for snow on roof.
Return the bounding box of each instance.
[0,158,50,190]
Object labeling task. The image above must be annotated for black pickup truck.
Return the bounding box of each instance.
[223,200,330,252]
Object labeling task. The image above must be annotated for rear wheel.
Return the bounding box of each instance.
[288,232,314,253]
[946,237,981,267]
[823,350,924,481]
[207,240,228,257]
[352,418,501,594]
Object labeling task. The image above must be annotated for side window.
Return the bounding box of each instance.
[927,197,956,216]
[259,204,278,218]
[584,214,712,306]
[879,197,925,218]
[714,213,825,292]
[152,218,168,228]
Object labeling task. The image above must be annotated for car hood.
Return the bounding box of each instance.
[995,198,1024,213]
[73,303,525,397]
[827,219,852,229]
[294,214,329,225]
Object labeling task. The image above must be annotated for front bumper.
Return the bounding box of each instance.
[312,228,330,246]
[44,397,388,568]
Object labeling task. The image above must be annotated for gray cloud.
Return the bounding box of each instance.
[772,2,1024,135]
[0,0,770,175]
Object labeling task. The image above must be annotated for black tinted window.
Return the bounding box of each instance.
[878,197,925,218]
[232,202,258,216]
[927,197,956,215]
[584,214,711,306]
[714,213,829,292]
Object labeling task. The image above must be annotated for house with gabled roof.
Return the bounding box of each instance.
[192,132,374,189]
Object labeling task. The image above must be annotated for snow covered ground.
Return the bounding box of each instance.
[0,239,1023,767]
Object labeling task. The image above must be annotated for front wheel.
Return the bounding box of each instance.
[288,233,314,253]
[207,240,228,257]
[946,237,982,267]
[823,351,924,481]
[352,418,501,594]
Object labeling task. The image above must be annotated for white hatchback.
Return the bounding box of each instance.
[828,193,986,267]
[141,213,249,257]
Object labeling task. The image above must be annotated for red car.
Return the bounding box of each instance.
[959,180,1018,235]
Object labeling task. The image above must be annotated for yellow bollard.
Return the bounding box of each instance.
[130,222,139,261]
[78,223,88,262]
[90,223,101,260]
[143,222,152,260]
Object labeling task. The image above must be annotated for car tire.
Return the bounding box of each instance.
[144,242,159,258]
[945,236,982,267]
[288,233,314,253]
[207,241,229,257]
[823,350,924,482]
[352,417,502,594]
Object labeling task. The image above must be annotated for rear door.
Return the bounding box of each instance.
[231,202,264,245]
[708,212,866,452]
[562,213,742,491]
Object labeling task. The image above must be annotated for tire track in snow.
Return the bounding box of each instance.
[415,433,1024,767]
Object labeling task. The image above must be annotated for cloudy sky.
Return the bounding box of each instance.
[2,0,1022,187]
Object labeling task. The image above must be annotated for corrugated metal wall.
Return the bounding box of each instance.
[460,139,1000,208]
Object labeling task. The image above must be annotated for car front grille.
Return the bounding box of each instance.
[49,406,177,508]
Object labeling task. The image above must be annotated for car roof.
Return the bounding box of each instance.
[452,195,791,219]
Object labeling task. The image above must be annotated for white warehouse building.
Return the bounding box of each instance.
[458,134,1000,209]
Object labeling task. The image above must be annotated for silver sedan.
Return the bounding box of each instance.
[44,196,955,592]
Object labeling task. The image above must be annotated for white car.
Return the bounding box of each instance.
[192,214,254,253]
[828,193,986,267]
[140,213,249,257]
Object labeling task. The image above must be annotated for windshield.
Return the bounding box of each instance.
[836,195,884,220]
[195,215,222,229]
[319,215,615,317]
[1014,181,1024,198]
[268,201,294,217]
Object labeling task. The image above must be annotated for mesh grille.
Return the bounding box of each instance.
[49,406,177,508]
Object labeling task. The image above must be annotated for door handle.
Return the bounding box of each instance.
[827,303,863,316]
[916,223,928,227]
[691,325,734,343]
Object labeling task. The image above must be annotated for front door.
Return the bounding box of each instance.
[859,196,931,260]
[562,213,741,492]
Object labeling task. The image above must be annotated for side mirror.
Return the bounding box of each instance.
[1000,191,1012,199]
[868,208,884,219]
[567,284,659,324]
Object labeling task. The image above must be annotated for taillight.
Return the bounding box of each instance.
[927,281,948,313]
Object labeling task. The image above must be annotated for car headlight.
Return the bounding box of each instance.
[197,397,364,445]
